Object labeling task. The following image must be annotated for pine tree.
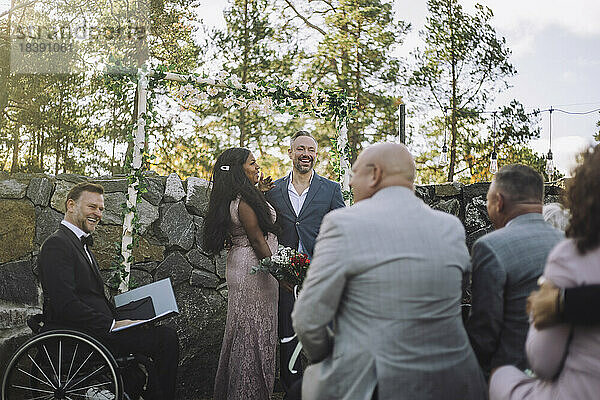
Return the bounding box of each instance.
[281,0,409,163]
[408,0,516,181]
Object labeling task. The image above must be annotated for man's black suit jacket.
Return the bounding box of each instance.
[39,224,116,337]
[265,172,345,257]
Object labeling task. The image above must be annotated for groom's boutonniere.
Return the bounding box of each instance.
[250,245,310,289]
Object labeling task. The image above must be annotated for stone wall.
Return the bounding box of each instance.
[0,172,564,397]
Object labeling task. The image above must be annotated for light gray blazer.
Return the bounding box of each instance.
[292,186,487,400]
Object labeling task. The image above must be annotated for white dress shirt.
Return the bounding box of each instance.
[287,170,314,254]
[61,220,93,265]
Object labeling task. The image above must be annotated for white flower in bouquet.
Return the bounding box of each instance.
[223,97,235,107]
[267,86,278,93]
[247,100,261,111]
[234,97,247,108]
[198,92,209,101]
[245,82,259,93]
[298,82,310,92]
[216,71,228,80]
[188,86,200,98]
[180,84,194,96]
[259,97,273,112]
[310,89,320,105]
[229,74,243,89]
[204,78,216,85]
[207,86,219,96]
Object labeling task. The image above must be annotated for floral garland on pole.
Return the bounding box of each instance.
[112,66,355,290]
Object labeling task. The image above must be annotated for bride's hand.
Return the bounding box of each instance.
[258,173,274,192]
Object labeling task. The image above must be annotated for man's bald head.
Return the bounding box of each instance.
[350,143,416,202]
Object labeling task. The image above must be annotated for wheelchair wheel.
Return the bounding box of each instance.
[2,330,123,400]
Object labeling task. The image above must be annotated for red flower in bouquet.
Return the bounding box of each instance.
[251,246,311,288]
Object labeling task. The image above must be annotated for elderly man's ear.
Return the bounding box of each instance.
[369,165,384,188]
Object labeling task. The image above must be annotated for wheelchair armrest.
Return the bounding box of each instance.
[26,314,45,334]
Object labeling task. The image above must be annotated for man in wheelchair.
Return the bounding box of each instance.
[35,182,179,399]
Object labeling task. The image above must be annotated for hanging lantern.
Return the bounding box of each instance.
[490,150,498,174]
[489,112,499,174]
[545,149,554,176]
[440,143,448,165]
[440,111,448,165]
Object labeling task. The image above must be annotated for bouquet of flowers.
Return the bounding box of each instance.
[251,245,310,288]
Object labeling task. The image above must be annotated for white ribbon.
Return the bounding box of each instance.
[280,285,303,374]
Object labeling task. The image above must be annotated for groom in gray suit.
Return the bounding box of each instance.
[292,143,487,400]
[264,130,344,396]
[466,164,563,377]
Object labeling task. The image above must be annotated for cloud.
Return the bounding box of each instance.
[463,0,600,37]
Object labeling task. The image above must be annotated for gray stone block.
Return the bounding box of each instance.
[0,329,34,377]
[133,261,158,273]
[0,260,39,306]
[102,192,127,225]
[156,202,195,251]
[193,216,209,254]
[93,178,127,193]
[156,252,193,286]
[164,173,185,203]
[186,248,215,273]
[26,177,54,206]
[0,178,28,199]
[215,251,227,279]
[190,269,219,289]
[141,177,165,206]
[435,182,463,197]
[55,173,86,184]
[0,308,40,329]
[185,177,210,216]
[432,198,461,217]
[35,207,63,246]
[0,199,36,263]
[138,198,159,235]
[130,268,153,288]
[462,182,490,202]
[171,285,226,398]
[50,180,77,213]
[415,185,434,203]
[464,196,490,233]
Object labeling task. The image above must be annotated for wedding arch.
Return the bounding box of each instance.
[116,66,355,291]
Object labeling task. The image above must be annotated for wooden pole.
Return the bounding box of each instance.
[336,117,351,204]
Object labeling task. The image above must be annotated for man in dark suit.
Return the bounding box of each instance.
[466,165,563,378]
[264,131,345,396]
[38,182,179,399]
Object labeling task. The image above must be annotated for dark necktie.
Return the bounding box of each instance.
[81,235,94,247]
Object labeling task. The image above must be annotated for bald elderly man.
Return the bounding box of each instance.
[292,143,487,400]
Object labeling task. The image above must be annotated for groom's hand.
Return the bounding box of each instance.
[258,172,274,192]
[112,319,143,331]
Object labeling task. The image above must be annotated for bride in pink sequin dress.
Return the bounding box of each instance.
[203,148,280,400]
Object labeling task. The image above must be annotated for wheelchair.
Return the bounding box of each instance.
[1,315,151,400]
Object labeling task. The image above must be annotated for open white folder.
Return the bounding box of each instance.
[111,278,179,332]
